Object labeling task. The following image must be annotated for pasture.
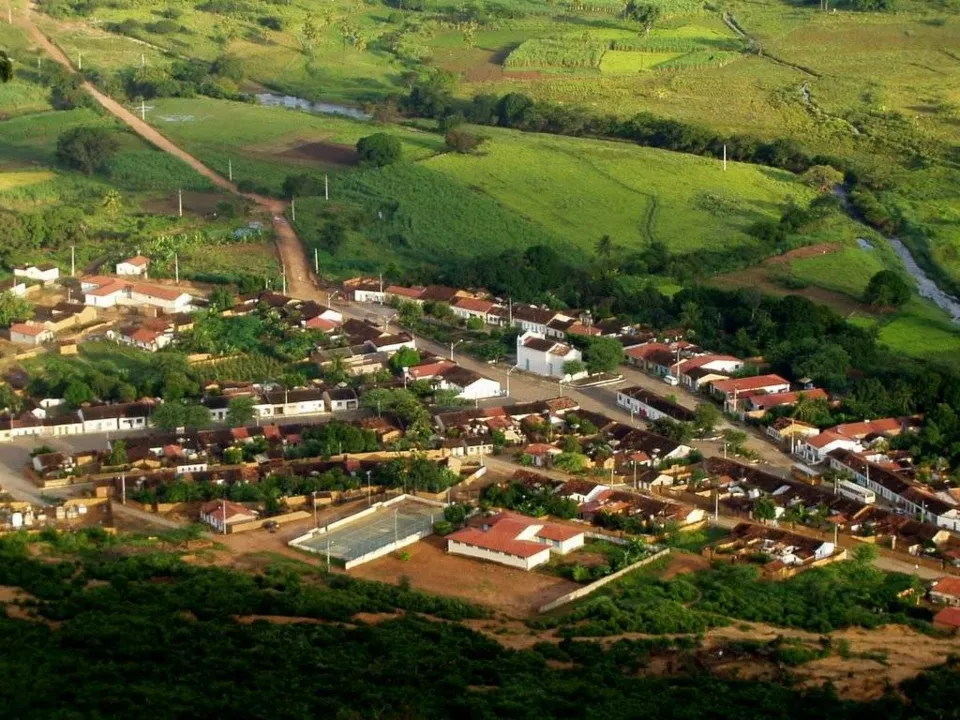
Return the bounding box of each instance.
[146,97,446,195]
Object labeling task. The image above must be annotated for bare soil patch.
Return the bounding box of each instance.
[277,141,359,167]
[351,536,579,618]
[763,242,841,265]
[661,552,711,579]
[233,614,334,626]
[142,191,232,216]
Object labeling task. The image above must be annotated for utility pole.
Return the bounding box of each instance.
[222,500,227,536]
[291,197,296,223]
[723,144,727,171]
[140,98,146,121]
[505,366,514,398]
[120,472,126,505]
[78,52,82,70]
[324,174,329,201]
[174,253,179,284]
[714,487,719,523]
[282,264,287,295]
[177,188,182,217]
[314,247,319,274]
[228,159,233,182]
[7,3,12,24]
[70,246,75,277]
[312,491,318,527]
[141,53,145,67]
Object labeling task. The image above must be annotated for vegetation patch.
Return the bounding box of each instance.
[504,38,608,70]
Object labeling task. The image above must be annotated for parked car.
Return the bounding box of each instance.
[663,374,679,386]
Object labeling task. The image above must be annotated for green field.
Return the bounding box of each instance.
[147,97,446,195]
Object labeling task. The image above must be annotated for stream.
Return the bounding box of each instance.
[832,188,960,323]
[255,92,371,120]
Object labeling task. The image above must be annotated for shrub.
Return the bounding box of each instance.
[258,14,283,29]
[357,133,402,167]
[145,18,180,33]
[56,126,120,176]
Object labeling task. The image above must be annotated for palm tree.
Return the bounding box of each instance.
[0,51,12,83]
[101,189,123,216]
[595,234,614,259]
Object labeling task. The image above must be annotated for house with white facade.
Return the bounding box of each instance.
[79,402,152,434]
[200,499,258,533]
[323,387,359,412]
[676,355,744,390]
[14,263,59,285]
[438,366,502,401]
[447,512,585,570]
[255,389,326,418]
[516,332,584,380]
[81,276,193,313]
[344,277,387,304]
[116,255,150,276]
[9,322,54,346]
[511,304,558,336]
[451,297,500,325]
[367,333,416,355]
[616,386,696,423]
[0,278,30,297]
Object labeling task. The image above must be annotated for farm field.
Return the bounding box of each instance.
[146,97,446,195]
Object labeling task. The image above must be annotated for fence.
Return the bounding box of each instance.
[538,548,671,613]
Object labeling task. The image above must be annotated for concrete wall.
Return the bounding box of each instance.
[538,548,671,613]
[230,510,311,534]
[344,527,433,570]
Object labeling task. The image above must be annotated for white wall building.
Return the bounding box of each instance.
[446,513,585,571]
[516,332,584,380]
[14,263,59,284]
[116,255,150,276]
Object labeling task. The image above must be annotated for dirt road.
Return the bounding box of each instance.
[16,6,321,300]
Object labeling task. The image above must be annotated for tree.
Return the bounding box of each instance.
[694,403,721,435]
[64,381,94,408]
[56,127,120,176]
[863,270,911,308]
[107,440,128,466]
[209,286,235,312]
[621,1,661,36]
[444,129,486,154]
[356,133,402,167]
[851,543,878,565]
[0,51,11,83]
[397,300,423,326]
[226,396,256,427]
[753,497,777,523]
[101,190,123,216]
[582,337,624,374]
[802,164,844,193]
[563,359,586,377]
[0,292,32,326]
[554,452,589,473]
[299,16,322,55]
[595,234,614,259]
[390,346,421,372]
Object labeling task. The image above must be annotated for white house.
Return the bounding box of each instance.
[323,387,359,412]
[676,355,744,389]
[0,278,29,297]
[9,322,54,346]
[452,297,498,324]
[14,263,59,284]
[81,276,193,312]
[200,499,258,533]
[116,255,150,276]
[511,304,557,336]
[797,431,861,464]
[79,403,151,434]
[616,386,696,423]
[446,512,585,571]
[516,332,584,380]
[256,389,326,418]
[439,366,502,400]
[366,333,416,355]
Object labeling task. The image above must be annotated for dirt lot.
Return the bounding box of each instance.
[142,190,234,216]
[661,552,711,579]
[763,242,841,265]
[278,141,359,167]
[351,536,579,618]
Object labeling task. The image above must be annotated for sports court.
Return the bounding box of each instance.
[292,499,440,567]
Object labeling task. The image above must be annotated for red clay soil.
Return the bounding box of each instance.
[350,536,579,618]
[660,552,711,579]
[763,242,842,265]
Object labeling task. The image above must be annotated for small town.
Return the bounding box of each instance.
[4,1,960,713]
[1,263,960,654]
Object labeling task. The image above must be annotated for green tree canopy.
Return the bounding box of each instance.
[356,133,402,167]
[225,396,257,427]
[56,126,120,176]
[863,270,911,308]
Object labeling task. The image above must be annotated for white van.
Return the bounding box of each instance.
[663,374,679,386]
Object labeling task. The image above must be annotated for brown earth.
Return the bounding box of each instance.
[142,191,236,216]
[763,242,842,265]
[277,141,360,167]
[350,535,579,618]
[661,552,711,579]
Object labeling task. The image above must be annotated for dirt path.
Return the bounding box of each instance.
[16,5,322,302]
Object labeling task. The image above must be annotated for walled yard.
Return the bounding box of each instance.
[351,536,580,618]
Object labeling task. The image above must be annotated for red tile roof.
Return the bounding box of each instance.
[932,576,960,598]
[448,512,583,559]
[748,388,829,410]
[453,297,495,314]
[123,255,150,267]
[933,606,960,629]
[10,322,48,336]
[200,499,255,521]
[711,374,790,395]
[386,285,425,299]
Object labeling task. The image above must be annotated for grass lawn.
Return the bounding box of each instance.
[877,298,960,363]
